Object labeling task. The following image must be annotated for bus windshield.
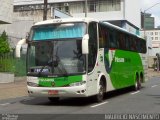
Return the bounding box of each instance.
[27,22,86,76]
[27,40,86,76]
[30,23,86,41]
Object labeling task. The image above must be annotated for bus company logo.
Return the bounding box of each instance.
[115,57,125,63]
[51,82,55,87]
[115,57,131,63]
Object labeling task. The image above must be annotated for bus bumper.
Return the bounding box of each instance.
[27,85,87,97]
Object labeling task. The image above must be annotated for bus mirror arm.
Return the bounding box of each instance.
[82,34,89,54]
[15,39,26,58]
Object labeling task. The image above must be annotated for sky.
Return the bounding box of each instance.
[141,0,160,28]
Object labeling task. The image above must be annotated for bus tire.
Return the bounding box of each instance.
[94,80,105,103]
[134,75,141,91]
[48,97,60,102]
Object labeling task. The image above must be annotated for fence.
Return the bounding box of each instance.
[0,52,26,76]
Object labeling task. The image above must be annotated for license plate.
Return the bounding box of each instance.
[48,90,58,95]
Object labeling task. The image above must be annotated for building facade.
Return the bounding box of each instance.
[13,0,141,34]
[0,0,141,48]
[141,12,155,30]
[143,29,160,56]
[0,0,13,24]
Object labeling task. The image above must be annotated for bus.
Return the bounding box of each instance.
[16,18,147,103]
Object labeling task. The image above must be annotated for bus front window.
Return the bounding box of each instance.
[27,40,86,76]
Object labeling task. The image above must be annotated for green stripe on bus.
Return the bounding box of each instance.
[38,75,82,87]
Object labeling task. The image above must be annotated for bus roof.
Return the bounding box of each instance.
[100,22,143,39]
[34,18,97,26]
[33,18,144,40]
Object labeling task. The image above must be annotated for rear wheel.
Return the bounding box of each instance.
[134,75,141,91]
[94,80,105,103]
[48,97,60,102]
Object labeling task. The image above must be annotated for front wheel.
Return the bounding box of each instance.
[94,80,105,103]
[48,97,60,103]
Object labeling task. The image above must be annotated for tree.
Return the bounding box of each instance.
[0,31,10,55]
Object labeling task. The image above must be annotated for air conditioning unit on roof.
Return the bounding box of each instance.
[64,3,69,6]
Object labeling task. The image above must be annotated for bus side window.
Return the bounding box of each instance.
[88,22,98,73]
[99,24,108,48]
[116,32,120,49]
[134,38,138,52]
[141,40,147,53]
[136,38,140,52]
[99,25,105,48]
[119,33,125,50]
[109,30,117,48]
[125,35,129,50]
[131,37,136,51]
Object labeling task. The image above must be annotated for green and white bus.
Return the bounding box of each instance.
[16,18,147,102]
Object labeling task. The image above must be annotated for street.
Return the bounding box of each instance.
[0,76,160,120]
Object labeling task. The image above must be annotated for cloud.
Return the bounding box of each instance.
[152,15,160,28]
[141,0,160,10]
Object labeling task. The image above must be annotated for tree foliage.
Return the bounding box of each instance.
[0,31,10,55]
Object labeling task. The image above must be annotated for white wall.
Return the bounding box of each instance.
[72,0,140,28]
[0,0,13,23]
[152,48,160,56]
[0,17,34,47]
[125,0,141,28]
[72,11,123,21]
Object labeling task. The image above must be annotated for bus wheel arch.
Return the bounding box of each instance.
[95,74,107,102]
[140,72,144,83]
[100,75,107,92]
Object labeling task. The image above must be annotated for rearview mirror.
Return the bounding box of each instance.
[82,34,89,54]
[15,39,26,58]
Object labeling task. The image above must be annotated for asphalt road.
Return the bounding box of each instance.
[0,77,160,120]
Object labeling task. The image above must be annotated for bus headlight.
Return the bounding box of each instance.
[70,81,86,87]
[27,82,39,87]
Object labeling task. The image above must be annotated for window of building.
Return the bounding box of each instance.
[65,6,70,13]
[69,2,84,14]
[155,37,158,40]
[155,32,158,35]
[88,1,96,12]
[99,0,121,12]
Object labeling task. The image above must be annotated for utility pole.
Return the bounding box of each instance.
[43,0,48,20]
[85,0,88,17]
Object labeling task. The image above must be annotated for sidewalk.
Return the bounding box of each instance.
[147,68,160,78]
[0,69,160,100]
[0,79,28,100]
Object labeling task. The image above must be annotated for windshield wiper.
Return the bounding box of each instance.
[53,55,68,76]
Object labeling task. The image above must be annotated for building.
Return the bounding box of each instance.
[145,29,160,49]
[141,12,155,30]
[0,0,13,24]
[0,0,141,48]
[13,0,141,35]
[141,28,160,68]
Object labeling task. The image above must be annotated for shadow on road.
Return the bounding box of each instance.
[20,86,142,106]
